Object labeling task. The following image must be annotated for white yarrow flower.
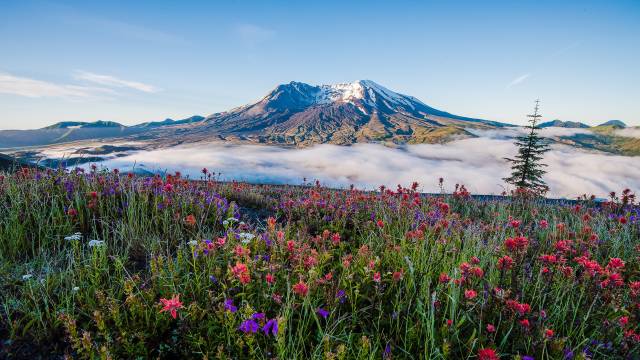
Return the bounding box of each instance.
[22,274,32,280]
[187,240,198,246]
[88,239,105,247]
[72,286,80,292]
[64,233,82,241]
[239,232,255,244]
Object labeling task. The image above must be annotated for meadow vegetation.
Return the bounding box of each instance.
[0,167,639,359]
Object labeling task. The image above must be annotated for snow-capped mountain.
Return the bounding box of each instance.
[269,80,425,110]
[0,80,508,148]
[200,80,506,146]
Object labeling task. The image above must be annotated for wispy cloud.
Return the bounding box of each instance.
[234,23,276,46]
[546,40,583,61]
[74,71,159,93]
[0,72,114,98]
[505,74,531,89]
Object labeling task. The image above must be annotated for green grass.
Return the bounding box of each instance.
[0,169,638,359]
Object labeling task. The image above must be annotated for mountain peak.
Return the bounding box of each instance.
[539,120,590,129]
[43,120,123,129]
[599,120,626,128]
[199,79,506,146]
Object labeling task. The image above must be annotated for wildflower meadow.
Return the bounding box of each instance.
[0,167,639,359]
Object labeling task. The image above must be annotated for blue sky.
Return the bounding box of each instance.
[0,0,638,129]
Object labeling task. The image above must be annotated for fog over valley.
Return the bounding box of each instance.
[83,130,640,199]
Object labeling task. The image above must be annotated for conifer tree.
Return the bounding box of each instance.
[503,100,550,195]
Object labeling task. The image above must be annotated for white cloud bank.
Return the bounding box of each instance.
[614,128,640,139]
[88,135,640,199]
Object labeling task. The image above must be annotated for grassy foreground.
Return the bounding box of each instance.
[0,168,639,359]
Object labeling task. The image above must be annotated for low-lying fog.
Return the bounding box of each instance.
[81,127,640,199]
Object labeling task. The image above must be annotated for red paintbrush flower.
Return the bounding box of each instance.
[159,294,183,319]
[185,214,196,226]
[464,289,477,300]
[478,348,499,360]
[293,280,309,297]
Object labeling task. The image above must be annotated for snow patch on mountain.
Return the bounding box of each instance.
[311,80,422,109]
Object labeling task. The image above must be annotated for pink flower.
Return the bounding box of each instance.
[497,255,513,270]
[231,262,251,284]
[373,272,381,283]
[464,289,477,300]
[504,236,528,253]
[215,237,226,247]
[607,257,625,271]
[184,214,196,226]
[331,233,341,246]
[478,348,499,360]
[266,273,275,284]
[439,273,451,283]
[159,294,183,319]
[619,316,629,327]
[293,281,309,297]
[392,270,403,281]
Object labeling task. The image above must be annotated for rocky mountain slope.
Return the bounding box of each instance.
[197,80,507,146]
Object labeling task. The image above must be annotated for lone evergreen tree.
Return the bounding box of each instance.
[503,99,550,195]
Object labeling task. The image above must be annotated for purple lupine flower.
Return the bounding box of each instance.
[209,275,217,284]
[224,298,237,313]
[252,312,266,320]
[522,356,534,360]
[563,348,574,359]
[261,233,272,247]
[383,343,391,359]
[317,308,329,319]
[263,318,278,336]
[238,319,259,334]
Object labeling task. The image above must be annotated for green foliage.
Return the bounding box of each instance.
[504,100,551,195]
[0,169,638,359]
